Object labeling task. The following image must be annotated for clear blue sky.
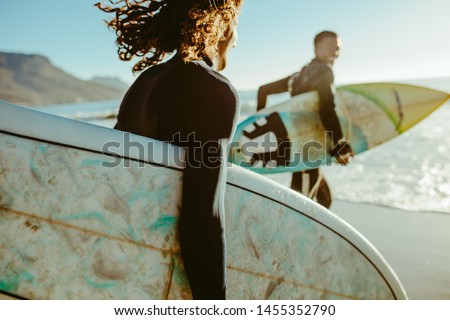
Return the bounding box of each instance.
[1,0,449,90]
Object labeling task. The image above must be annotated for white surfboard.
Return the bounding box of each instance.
[0,101,407,299]
[230,83,449,174]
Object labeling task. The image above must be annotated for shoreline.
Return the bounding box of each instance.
[331,200,450,299]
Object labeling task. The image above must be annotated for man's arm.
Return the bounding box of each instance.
[257,76,290,111]
[315,79,344,144]
[314,68,353,164]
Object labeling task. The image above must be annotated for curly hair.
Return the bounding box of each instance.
[95,0,243,72]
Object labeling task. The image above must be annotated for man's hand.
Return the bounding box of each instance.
[330,140,354,165]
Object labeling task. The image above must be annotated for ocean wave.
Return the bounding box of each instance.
[323,102,450,214]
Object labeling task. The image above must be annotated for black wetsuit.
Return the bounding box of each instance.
[289,58,343,141]
[257,58,343,208]
[115,55,239,299]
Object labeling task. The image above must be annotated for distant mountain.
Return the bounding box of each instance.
[88,76,130,92]
[0,52,129,106]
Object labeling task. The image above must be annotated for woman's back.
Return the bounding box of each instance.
[115,56,238,146]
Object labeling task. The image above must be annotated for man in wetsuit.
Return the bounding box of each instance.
[97,0,243,299]
[257,31,353,208]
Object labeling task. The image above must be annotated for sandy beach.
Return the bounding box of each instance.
[331,200,450,300]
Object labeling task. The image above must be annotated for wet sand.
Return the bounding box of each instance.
[331,200,450,299]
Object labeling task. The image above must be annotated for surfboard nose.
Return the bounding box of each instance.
[340,83,450,133]
[396,86,449,133]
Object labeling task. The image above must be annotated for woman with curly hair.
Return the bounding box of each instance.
[96,0,243,299]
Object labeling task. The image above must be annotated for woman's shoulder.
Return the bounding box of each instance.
[183,59,239,103]
[188,59,235,88]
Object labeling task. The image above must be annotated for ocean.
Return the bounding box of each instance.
[33,78,450,214]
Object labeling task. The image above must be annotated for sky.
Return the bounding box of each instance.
[1,0,450,90]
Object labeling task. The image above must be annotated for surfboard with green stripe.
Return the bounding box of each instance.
[229,83,449,174]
